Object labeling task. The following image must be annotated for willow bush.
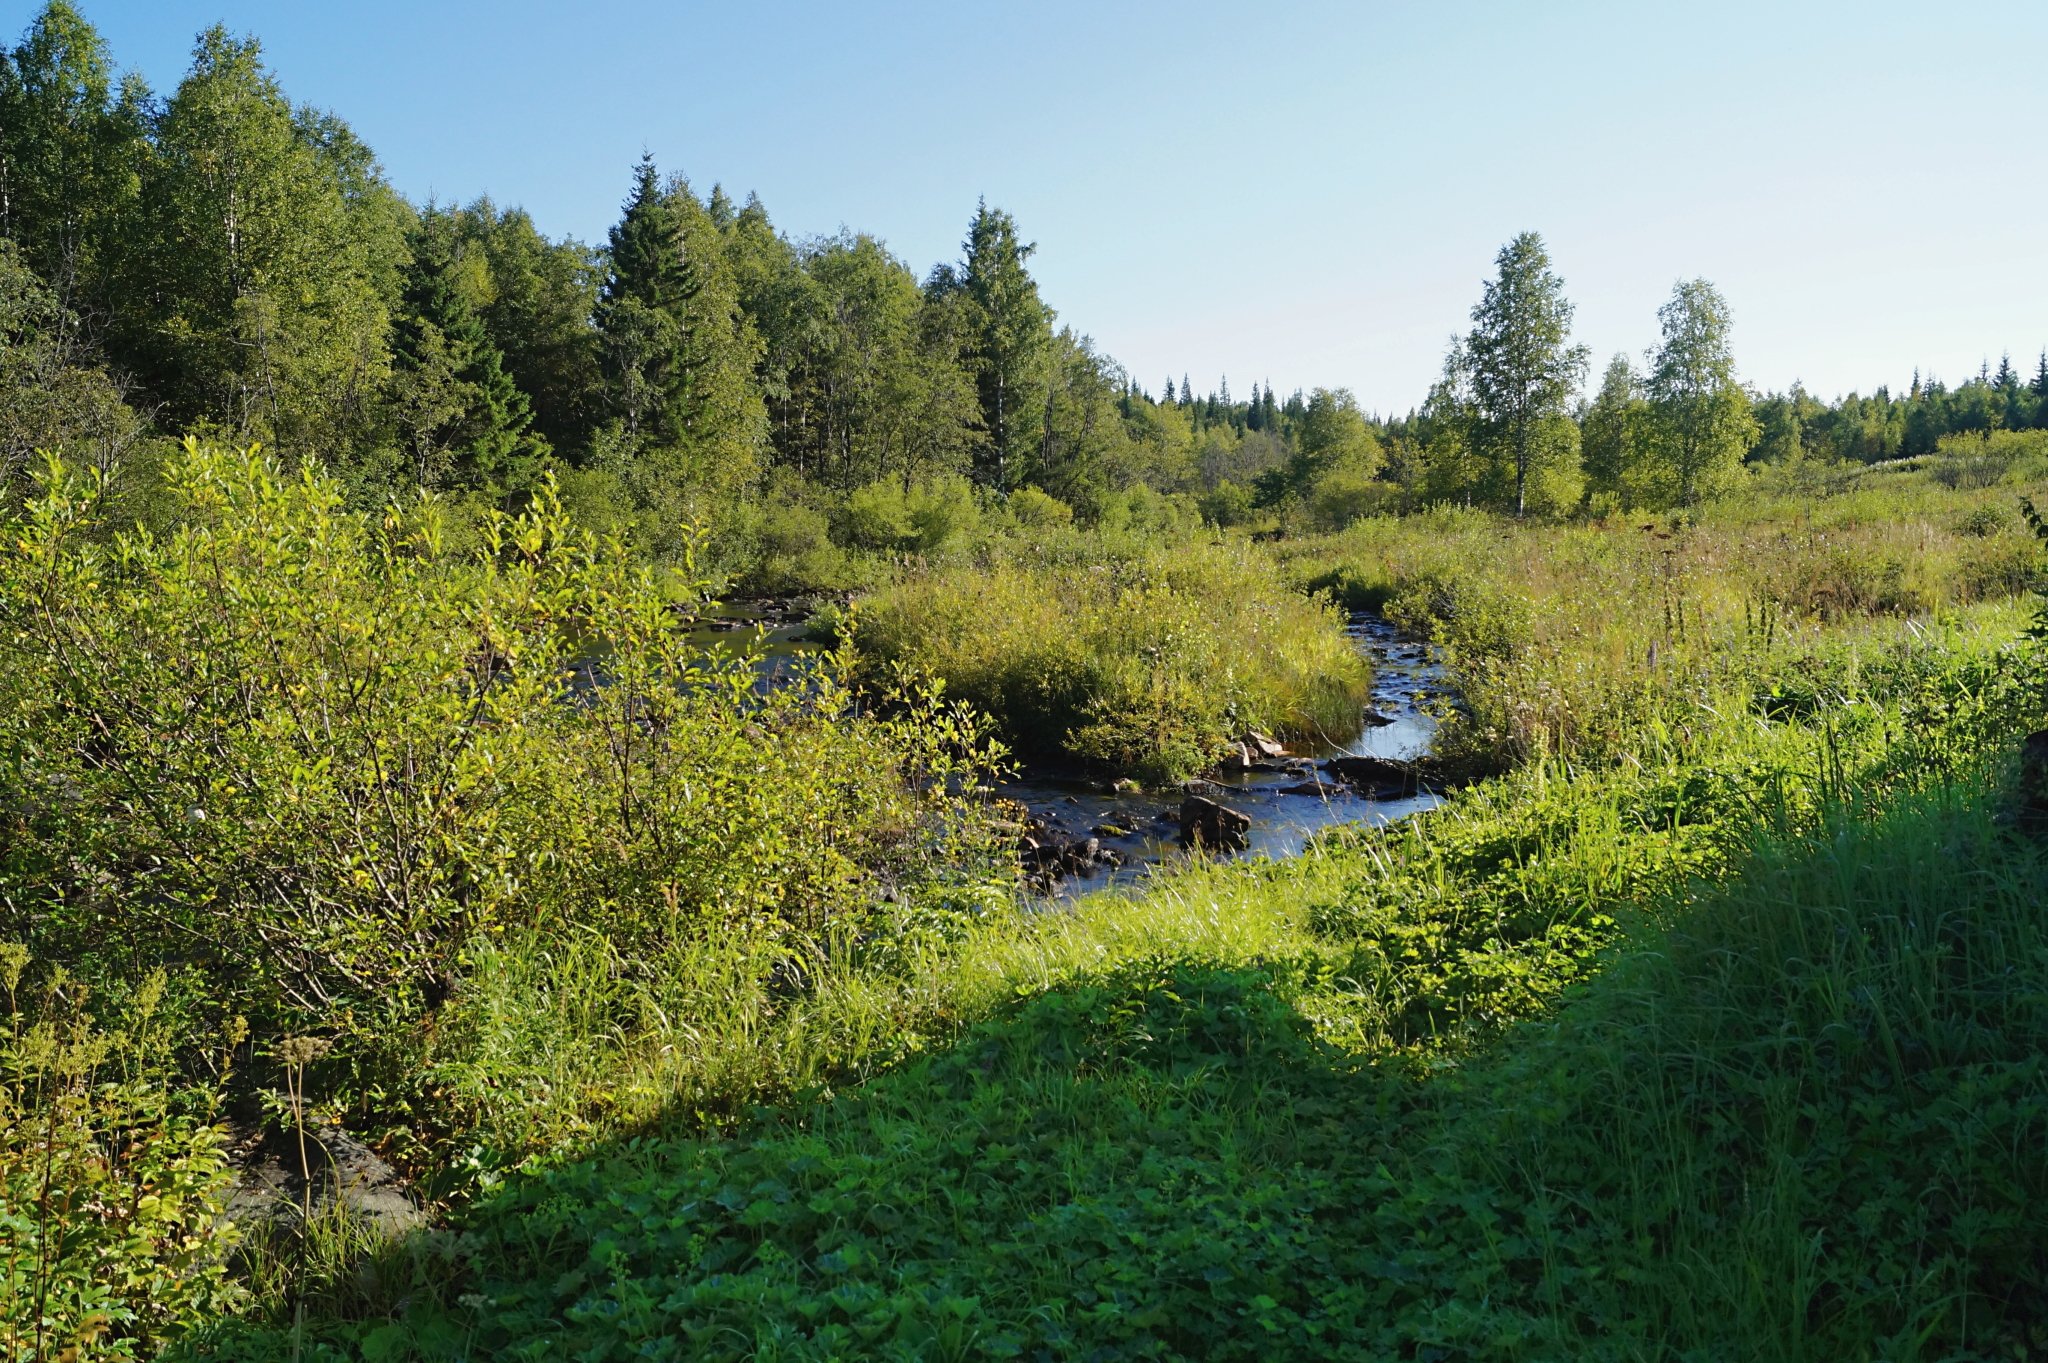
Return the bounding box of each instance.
[0,440,1010,1128]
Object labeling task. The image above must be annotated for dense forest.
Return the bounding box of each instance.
[4,6,2047,1362]
[7,3,2046,559]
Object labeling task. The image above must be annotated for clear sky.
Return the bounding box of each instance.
[35,0,2048,413]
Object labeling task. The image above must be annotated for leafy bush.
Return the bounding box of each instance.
[1196,479,1255,528]
[1,949,242,1361]
[0,442,1009,1148]
[838,475,982,554]
[1004,485,1072,532]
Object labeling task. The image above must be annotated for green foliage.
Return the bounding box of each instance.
[1,950,242,1361]
[1580,352,1647,509]
[0,236,144,492]
[0,441,1009,1132]
[0,1,149,314]
[256,622,2046,1360]
[1003,484,1071,531]
[1196,478,1255,528]
[1462,232,1590,517]
[849,541,1370,782]
[125,26,404,457]
[1642,278,1757,507]
[928,201,1053,491]
[382,209,547,494]
[837,474,982,554]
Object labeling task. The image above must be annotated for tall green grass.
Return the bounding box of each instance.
[1278,457,2048,772]
[847,539,1372,783]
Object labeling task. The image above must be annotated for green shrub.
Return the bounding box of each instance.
[1197,479,1256,528]
[0,443,1009,1150]
[838,475,983,554]
[1005,484,1072,532]
[1,949,242,1361]
[902,474,980,551]
[839,478,912,550]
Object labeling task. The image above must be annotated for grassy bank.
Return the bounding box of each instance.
[846,538,1372,784]
[1276,454,2048,773]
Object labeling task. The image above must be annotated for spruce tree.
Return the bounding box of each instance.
[596,154,701,445]
[392,215,544,490]
[930,200,1051,490]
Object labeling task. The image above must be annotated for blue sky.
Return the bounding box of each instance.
[35,0,2048,412]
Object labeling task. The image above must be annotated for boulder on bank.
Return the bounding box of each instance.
[1018,830,1120,882]
[1243,731,1287,759]
[1179,795,1251,851]
[1279,778,1344,798]
[226,1119,423,1238]
[1321,754,1424,797]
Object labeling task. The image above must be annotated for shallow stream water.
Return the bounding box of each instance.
[690,603,1449,894]
[995,612,1445,895]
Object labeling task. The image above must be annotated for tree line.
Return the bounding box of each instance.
[4,3,2042,560]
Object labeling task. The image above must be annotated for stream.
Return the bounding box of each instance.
[686,603,1449,894]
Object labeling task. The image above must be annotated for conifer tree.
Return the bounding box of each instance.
[938,200,1052,490]
[391,213,544,490]
[596,154,701,444]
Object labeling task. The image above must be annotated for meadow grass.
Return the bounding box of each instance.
[846,536,1372,783]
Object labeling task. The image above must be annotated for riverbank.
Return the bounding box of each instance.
[1000,611,1447,891]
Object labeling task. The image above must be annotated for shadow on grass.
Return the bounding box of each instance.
[177,786,2048,1363]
